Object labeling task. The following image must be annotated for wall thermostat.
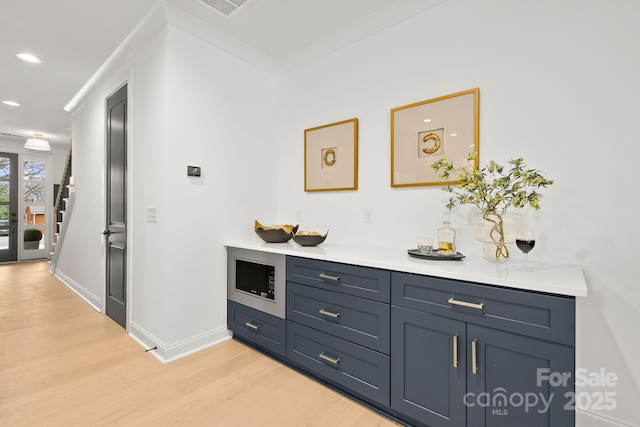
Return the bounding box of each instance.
[187,166,201,177]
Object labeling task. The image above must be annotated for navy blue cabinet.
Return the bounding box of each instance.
[391,272,576,427]
[391,306,467,427]
[287,321,391,407]
[286,256,391,407]
[286,256,391,302]
[228,251,577,427]
[467,324,574,427]
[287,281,390,353]
[227,300,286,357]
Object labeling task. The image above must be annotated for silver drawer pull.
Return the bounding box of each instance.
[448,297,484,310]
[319,273,340,281]
[245,321,260,330]
[319,308,341,318]
[319,352,341,365]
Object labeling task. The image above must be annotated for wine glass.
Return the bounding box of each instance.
[515,229,536,271]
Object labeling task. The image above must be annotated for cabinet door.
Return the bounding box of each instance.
[287,321,390,407]
[227,300,286,357]
[466,324,574,427]
[287,282,390,354]
[391,306,466,427]
[287,256,391,302]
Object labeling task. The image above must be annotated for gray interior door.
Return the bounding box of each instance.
[0,153,18,263]
[105,84,127,328]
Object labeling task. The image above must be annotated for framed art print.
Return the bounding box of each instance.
[391,88,479,187]
[304,118,358,192]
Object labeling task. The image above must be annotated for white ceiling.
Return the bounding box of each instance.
[0,0,427,148]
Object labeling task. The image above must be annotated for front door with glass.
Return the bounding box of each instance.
[22,157,50,260]
[0,153,18,262]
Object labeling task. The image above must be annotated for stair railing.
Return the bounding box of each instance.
[50,141,72,258]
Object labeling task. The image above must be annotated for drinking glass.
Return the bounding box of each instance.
[515,229,535,271]
[416,236,433,255]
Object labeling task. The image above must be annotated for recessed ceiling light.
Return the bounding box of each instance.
[2,100,21,107]
[450,133,458,136]
[16,53,42,63]
[423,119,432,123]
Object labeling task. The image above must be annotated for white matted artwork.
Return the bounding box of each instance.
[304,118,358,192]
[391,88,479,187]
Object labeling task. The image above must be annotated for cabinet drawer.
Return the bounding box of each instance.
[391,272,575,346]
[287,256,390,303]
[287,282,390,354]
[287,321,390,407]
[227,300,286,357]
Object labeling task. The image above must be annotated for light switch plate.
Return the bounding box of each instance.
[146,207,158,223]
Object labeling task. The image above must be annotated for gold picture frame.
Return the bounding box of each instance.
[304,118,358,192]
[391,88,479,187]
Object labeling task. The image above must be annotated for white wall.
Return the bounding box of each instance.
[55,82,108,307]
[128,19,279,358]
[161,25,278,349]
[276,0,639,425]
[59,3,279,361]
[128,24,171,349]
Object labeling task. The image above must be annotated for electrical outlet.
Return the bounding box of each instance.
[296,209,303,222]
[363,208,373,223]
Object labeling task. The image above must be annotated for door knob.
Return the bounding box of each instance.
[102,230,111,236]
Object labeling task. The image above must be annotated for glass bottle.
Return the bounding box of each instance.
[437,212,456,254]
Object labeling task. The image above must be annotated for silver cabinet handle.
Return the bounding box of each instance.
[448,297,484,310]
[472,339,478,375]
[319,352,341,365]
[453,335,459,368]
[245,321,260,331]
[319,308,341,318]
[319,273,340,281]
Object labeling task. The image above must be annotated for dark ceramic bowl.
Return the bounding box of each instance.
[292,230,328,246]
[254,223,299,243]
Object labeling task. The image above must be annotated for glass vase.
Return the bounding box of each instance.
[472,211,521,262]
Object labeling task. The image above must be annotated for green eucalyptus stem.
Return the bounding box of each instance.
[483,211,509,259]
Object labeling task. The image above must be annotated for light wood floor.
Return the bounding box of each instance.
[0,261,399,427]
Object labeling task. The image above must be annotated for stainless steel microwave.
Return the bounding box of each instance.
[227,247,286,319]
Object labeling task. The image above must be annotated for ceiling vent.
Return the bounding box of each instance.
[198,0,255,18]
[1,132,23,138]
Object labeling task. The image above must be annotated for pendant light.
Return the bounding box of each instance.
[24,133,51,151]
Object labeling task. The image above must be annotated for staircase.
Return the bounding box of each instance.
[50,142,72,261]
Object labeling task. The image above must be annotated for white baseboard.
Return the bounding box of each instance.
[53,269,102,312]
[129,321,231,364]
[577,408,639,427]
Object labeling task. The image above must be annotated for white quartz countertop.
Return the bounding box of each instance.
[224,239,588,297]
